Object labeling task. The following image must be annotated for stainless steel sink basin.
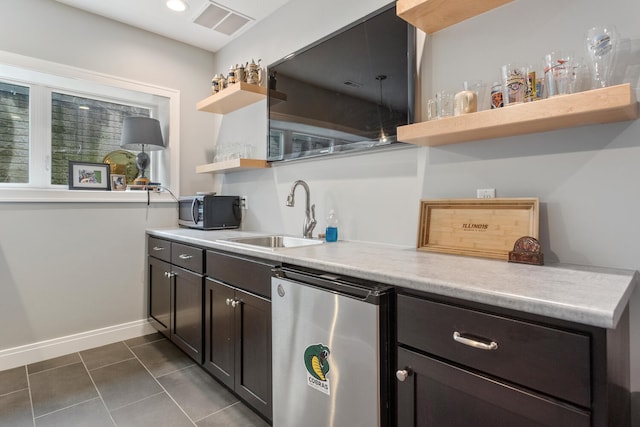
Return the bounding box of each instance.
[218,235,324,250]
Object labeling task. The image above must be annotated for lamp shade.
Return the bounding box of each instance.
[120,117,165,151]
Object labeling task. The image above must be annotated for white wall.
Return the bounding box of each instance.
[208,0,640,394]
[0,0,216,363]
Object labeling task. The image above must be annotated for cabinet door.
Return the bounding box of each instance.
[172,266,204,363]
[148,256,171,338]
[234,289,272,421]
[203,278,235,390]
[397,347,590,427]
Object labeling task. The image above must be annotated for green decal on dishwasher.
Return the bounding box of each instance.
[304,344,331,395]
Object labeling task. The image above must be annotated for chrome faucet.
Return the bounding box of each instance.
[286,180,317,238]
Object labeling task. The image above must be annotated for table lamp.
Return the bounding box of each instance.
[120,116,165,186]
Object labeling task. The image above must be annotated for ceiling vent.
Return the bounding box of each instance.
[193,1,253,36]
[343,80,363,88]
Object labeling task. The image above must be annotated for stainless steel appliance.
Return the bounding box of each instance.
[178,194,241,230]
[271,266,391,427]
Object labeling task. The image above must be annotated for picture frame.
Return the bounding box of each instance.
[110,174,127,191]
[68,161,111,191]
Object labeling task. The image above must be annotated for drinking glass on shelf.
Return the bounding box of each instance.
[585,25,619,89]
[435,90,454,118]
[501,64,527,106]
[544,52,581,96]
[490,82,504,109]
[213,146,222,163]
[228,143,241,160]
[463,80,491,111]
[426,98,437,121]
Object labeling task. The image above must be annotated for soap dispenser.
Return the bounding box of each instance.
[325,210,338,242]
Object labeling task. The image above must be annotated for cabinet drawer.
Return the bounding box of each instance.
[171,243,204,273]
[148,236,171,262]
[397,294,591,408]
[206,250,274,299]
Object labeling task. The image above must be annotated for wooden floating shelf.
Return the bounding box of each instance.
[397,0,514,34]
[196,82,286,114]
[196,158,270,174]
[398,84,639,147]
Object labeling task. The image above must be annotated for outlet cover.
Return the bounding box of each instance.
[476,188,496,199]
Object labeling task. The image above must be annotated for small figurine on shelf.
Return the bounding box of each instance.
[217,74,227,91]
[227,65,236,85]
[211,74,220,94]
[235,63,247,83]
[247,59,261,85]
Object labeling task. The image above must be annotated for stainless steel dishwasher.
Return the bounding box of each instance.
[271,266,392,427]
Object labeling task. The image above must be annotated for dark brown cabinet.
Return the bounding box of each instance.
[204,278,271,418]
[396,347,590,426]
[147,235,276,421]
[204,250,275,421]
[171,265,204,362]
[148,255,171,337]
[147,236,204,364]
[396,292,631,427]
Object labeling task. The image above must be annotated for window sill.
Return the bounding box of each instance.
[0,188,177,203]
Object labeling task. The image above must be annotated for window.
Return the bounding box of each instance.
[0,51,179,197]
[0,81,29,183]
[50,93,150,185]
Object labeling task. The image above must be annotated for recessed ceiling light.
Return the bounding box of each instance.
[166,0,189,12]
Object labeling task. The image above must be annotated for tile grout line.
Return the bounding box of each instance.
[24,365,35,427]
[125,340,198,426]
[193,401,242,424]
[27,359,82,376]
[154,361,197,380]
[33,397,102,420]
[106,391,166,413]
[85,356,137,372]
[124,336,166,350]
[0,386,29,399]
[78,351,118,427]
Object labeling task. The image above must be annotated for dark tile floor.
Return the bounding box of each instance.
[0,333,270,427]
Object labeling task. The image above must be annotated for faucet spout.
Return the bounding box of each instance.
[286,180,316,238]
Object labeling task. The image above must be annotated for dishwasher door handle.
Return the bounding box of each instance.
[273,267,389,304]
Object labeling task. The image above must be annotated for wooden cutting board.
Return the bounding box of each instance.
[417,198,539,260]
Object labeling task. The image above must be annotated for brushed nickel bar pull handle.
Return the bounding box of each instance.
[178,254,193,260]
[453,331,498,351]
[152,246,165,251]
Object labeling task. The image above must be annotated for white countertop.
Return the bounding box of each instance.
[147,227,638,329]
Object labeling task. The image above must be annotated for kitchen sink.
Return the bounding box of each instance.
[217,235,324,250]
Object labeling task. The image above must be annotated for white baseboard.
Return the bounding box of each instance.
[0,319,156,371]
